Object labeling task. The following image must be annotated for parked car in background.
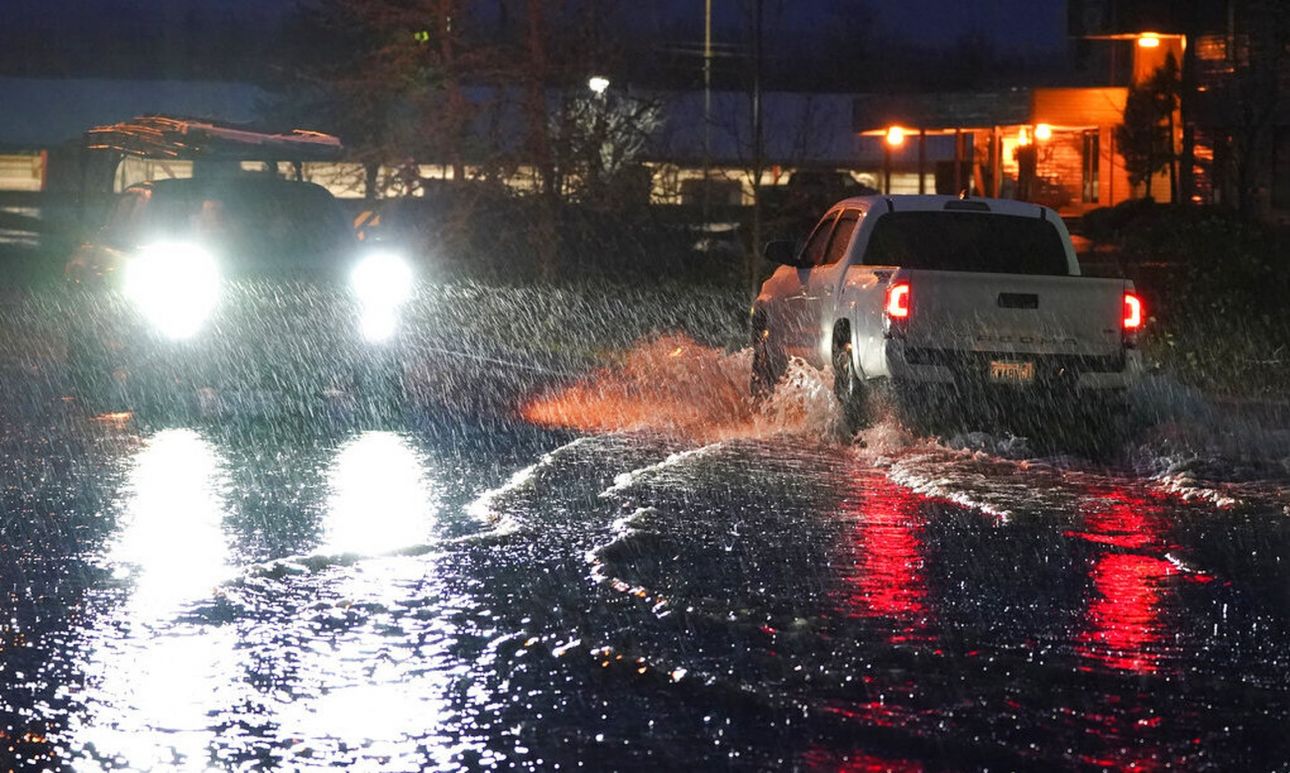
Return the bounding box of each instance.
[752,194,1144,436]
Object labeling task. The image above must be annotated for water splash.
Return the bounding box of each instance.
[521,333,838,441]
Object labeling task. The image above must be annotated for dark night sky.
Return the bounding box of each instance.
[0,0,1072,82]
[671,0,1068,52]
[12,0,1070,50]
[860,0,1066,50]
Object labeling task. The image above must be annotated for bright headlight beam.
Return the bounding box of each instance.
[351,252,413,309]
[123,241,220,340]
[352,252,414,343]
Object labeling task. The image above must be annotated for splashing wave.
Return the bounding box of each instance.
[521,333,838,441]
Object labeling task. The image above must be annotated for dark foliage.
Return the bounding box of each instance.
[1085,199,1290,397]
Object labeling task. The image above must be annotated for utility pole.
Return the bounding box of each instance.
[749,0,763,298]
[439,0,464,183]
[1179,0,1198,204]
[525,0,557,279]
[702,0,712,225]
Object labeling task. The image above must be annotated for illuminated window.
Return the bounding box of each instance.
[1196,35,1228,62]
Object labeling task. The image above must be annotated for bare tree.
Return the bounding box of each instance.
[278,0,502,197]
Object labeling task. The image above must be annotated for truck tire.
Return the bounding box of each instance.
[832,323,869,433]
[751,341,784,399]
[749,312,785,399]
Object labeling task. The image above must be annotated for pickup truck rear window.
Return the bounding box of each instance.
[862,212,1070,275]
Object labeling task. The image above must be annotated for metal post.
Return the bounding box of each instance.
[883,144,892,195]
[953,129,963,194]
[991,127,1001,197]
[749,0,763,297]
[702,0,712,224]
[917,129,926,194]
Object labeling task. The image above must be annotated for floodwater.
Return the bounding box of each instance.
[1,286,1289,770]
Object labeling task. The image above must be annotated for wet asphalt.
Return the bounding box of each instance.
[0,284,1288,770]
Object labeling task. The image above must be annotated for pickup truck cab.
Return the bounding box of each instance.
[752,194,1144,432]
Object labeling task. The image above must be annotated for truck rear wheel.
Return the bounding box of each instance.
[750,341,784,399]
[832,324,869,434]
[750,312,785,400]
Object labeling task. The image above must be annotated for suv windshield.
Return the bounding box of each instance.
[141,179,353,267]
[863,211,1070,275]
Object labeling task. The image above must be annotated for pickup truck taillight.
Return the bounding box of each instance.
[885,282,911,319]
[884,281,911,338]
[1122,291,1143,346]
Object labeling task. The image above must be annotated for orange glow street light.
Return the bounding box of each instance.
[885,126,906,148]
[1137,33,1161,48]
[1034,123,1053,141]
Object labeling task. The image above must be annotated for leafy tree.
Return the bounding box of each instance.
[1116,54,1179,198]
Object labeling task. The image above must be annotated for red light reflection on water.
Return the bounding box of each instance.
[1068,489,1175,674]
[835,474,932,643]
[1082,552,1177,673]
[801,745,924,772]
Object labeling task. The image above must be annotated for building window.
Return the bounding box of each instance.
[1081,129,1100,204]
[1196,35,1229,63]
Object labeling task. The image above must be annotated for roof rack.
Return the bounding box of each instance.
[84,115,343,162]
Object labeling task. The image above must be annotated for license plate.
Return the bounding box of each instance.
[989,360,1035,384]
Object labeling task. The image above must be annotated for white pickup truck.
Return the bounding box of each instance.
[751,194,1144,432]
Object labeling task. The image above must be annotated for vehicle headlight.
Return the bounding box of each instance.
[351,252,413,343]
[123,242,221,340]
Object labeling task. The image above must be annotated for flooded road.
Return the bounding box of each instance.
[1,288,1289,770]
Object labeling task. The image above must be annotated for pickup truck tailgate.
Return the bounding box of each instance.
[900,270,1127,358]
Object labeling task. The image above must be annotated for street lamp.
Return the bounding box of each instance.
[885,126,906,148]
[588,75,610,95]
[1034,123,1053,141]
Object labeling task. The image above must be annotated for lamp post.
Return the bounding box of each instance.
[884,126,905,195]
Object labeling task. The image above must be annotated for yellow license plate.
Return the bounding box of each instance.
[989,360,1035,383]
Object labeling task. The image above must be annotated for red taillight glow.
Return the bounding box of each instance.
[1123,292,1143,331]
[885,282,911,319]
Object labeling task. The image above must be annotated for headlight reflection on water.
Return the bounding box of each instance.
[109,428,234,617]
[324,431,438,555]
[73,428,239,769]
[123,241,221,340]
[275,430,461,768]
[70,430,460,768]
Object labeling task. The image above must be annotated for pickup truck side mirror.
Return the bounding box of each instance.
[763,240,802,267]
